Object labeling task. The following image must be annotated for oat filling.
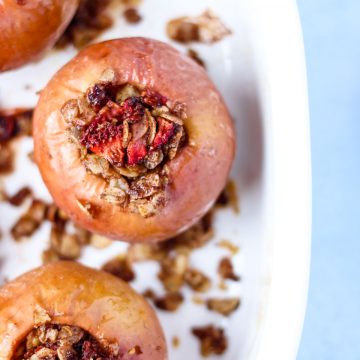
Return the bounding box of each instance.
[14,324,118,360]
[61,77,187,218]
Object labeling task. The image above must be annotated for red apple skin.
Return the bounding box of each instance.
[0,261,167,359]
[0,0,79,72]
[34,37,235,243]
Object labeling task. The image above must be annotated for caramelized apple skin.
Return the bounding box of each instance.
[34,37,235,243]
[0,261,167,359]
[0,0,79,72]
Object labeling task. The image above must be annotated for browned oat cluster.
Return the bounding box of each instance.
[192,325,228,357]
[56,0,113,49]
[14,324,118,360]
[62,79,187,218]
[3,192,93,262]
[0,109,33,175]
[99,192,240,357]
[56,0,143,49]
[167,10,231,44]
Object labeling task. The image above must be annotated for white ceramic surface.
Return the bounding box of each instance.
[0,0,311,359]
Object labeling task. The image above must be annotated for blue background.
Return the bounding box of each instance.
[297,0,360,359]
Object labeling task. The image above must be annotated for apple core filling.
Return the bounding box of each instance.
[13,324,122,360]
[61,74,187,218]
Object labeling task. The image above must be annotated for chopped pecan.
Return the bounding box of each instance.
[191,325,228,357]
[8,187,32,206]
[153,292,184,312]
[167,10,231,44]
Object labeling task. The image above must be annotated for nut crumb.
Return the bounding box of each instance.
[154,292,184,312]
[184,268,211,292]
[206,297,240,316]
[11,199,47,241]
[8,187,32,206]
[192,324,228,356]
[123,8,142,23]
[101,256,135,282]
[167,10,231,44]
[218,257,240,281]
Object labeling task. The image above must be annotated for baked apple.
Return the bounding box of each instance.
[0,0,79,72]
[34,37,235,243]
[0,261,167,359]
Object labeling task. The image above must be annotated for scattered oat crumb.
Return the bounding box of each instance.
[42,248,60,264]
[172,336,180,348]
[218,257,240,281]
[101,256,135,282]
[158,254,188,292]
[187,49,206,68]
[142,288,156,300]
[216,239,239,255]
[216,180,239,213]
[218,280,229,291]
[184,268,211,292]
[206,297,240,316]
[167,10,231,44]
[8,187,32,206]
[11,199,47,241]
[153,292,184,312]
[192,324,228,357]
[192,295,205,305]
[123,8,142,23]
[90,234,112,249]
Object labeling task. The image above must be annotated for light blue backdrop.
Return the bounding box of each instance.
[297,0,360,359]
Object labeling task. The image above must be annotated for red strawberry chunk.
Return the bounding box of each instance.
[152,118,176,149]
[91,138,125,166]
[141,88,168,107]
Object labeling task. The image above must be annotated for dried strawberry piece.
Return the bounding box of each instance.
[0,115,15,143]
[127,138,148,165]
[87,84,110,110]
[82,340,107,360]
[121,96,145,123]
[141,89,168,108]
[91,138,125,166]
[81,116,122,148]
[99,100,124,120]
[152,118,176,149]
